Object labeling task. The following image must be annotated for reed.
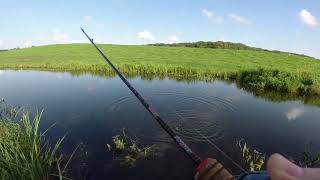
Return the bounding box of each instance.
[0,111,67,180]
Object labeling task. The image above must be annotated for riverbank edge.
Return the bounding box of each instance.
[0,63,319,97]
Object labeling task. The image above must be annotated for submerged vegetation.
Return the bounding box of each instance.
[0,44,319,97]
[298,143,320,168]
[0,101,67,180]
[237,140,320,172]
[112,135,126,154]
[237,139,266,171]
[108,130,156,168]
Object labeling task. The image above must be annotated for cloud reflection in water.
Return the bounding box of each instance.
[286,107,305,121]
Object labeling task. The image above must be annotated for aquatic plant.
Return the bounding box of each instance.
[123,143,155,167]
[0,99,19,120]
[299,151,320,168]
[237,139,266,172]
[112,135,126,154]
[298,143,320,168]
[0,102,69,180]
[108,130,155,167]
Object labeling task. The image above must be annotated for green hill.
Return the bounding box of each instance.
[0,43,320,96]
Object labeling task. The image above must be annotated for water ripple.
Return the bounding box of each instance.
[105,90,236,142]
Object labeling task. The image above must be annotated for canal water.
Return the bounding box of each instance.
[0,70,319,179]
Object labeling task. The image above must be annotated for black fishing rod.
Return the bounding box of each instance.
[81,28,202,165]
[80,28,270,180]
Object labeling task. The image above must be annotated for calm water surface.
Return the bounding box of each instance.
[0,70,319,179]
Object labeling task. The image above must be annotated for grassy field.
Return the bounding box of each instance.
[0,44,320,95]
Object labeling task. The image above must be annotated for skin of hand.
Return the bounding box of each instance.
[267,153,320,180]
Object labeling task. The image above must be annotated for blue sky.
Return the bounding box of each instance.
[0,0,319,58]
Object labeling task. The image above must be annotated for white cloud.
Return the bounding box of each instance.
[48,29,82,45]
[167,35,179,43]
[201,9,223,23]
[0,70,4,76]
[228,14,251,25]
[51,29,70,44]
[137,30,155,42]
[202,9,213,18]
[299,9,319,27]
[23,42,31,48]
[84,15,93,24]
[286,107,305,121]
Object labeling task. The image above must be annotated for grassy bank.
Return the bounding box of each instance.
[0,44,320,95]
[0,108,66,179]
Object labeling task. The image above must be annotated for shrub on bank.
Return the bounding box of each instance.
[237,69,315,95]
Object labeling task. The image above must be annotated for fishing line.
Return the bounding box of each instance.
[173,110,247,173]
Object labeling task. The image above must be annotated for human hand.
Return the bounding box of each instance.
[194,158,234,180]
[267,153,320,180]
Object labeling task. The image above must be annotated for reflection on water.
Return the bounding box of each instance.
[0,70,320,179]
[237,83,320,107]
[286,107,306,121]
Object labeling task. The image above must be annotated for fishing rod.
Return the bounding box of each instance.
[80,28,276,180]
[81,29,244,180]
[80,28,202,165]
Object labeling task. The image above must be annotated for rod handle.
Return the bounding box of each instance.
[195,158,234,180]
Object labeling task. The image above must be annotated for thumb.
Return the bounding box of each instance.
[267,153,320,180]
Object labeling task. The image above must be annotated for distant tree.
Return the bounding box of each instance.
[148,41,311,58]
[149,41,254,50]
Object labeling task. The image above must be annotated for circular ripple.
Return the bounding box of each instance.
[165,109,225,142]
[105,90,236,143]
[106,95,136,112]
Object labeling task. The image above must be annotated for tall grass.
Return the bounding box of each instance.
[0,111,67,180]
